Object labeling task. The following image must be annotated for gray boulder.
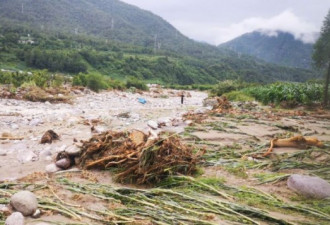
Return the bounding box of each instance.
[10,191,38,216]
[5,212,24,225]
[287,174,330,199]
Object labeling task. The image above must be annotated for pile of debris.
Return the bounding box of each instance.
[183,111,208,124]
[212,96,232,113]
[77,130,202,184]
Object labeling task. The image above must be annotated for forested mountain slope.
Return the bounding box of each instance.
[0,0,320,84]
[219,31,315,69]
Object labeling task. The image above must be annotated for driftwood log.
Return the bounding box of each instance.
[263,136,324,157]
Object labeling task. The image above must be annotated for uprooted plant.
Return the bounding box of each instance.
[78,130,204,184]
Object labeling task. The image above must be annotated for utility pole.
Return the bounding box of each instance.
[21,3,24,14]
[154,34,157,53]
[110,0,114,31]
[111,18,114,30]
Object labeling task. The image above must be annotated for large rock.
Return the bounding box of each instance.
[5,212,24,225]
[287,174,330,199]
[10,191,38,216]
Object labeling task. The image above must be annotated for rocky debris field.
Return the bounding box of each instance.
[0,88,206,181]
[0,88,330,225]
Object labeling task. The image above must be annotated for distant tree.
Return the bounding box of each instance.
[313,9,330,106]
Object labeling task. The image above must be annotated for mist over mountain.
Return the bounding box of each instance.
[219,30,316,69]
[0,0,320,84]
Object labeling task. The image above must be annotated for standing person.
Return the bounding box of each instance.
[181,92,184,104]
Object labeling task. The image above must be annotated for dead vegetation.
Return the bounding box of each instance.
[183,111,209,124]
[212,96,233,113]
[78,130,203,184]
[0,85,73,103]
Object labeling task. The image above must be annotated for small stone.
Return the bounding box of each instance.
[194,108,210,114]
[40,149,52,158]
[65,145,81,156]
[287,174,330,199]
[10,124,19,130]
[10,191,38,216]
[0,204,11,216]
[29,118,43,126]
[58,144,67,152]
[147,120,158,130]
[5,212,24,225]
[45,156,52,161]
[32,209,41,218]
[17,150,37,164]
[184,120,193,126]
[45,163,62,173]
[55,158,71,169]
[0,150,7,156]
[157,117,171,126]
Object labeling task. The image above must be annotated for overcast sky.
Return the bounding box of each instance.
[121,0,329,45]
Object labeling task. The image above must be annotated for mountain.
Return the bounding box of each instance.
[0,0,320,84]
[219,31,314,69]
[0,0,205,54]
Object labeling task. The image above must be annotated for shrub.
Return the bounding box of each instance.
[126,77,148,91]
[21,80,37,88]
[0,71,13,84]
[32,70,50,87]
[72,73,88,87]
[211,80,251,96]
[51,74,65,87]
[86,73,108,92]
[107,79,125,90]
[223,91,254,102]
[12,72,31,87]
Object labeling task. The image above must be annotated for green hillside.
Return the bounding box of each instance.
[219,31,315,69]
[0,0,321,84]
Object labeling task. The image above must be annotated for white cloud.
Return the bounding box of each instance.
[175,10,319,45]
[121,1,328,45]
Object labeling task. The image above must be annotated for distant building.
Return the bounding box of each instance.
[18,34,35,44]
